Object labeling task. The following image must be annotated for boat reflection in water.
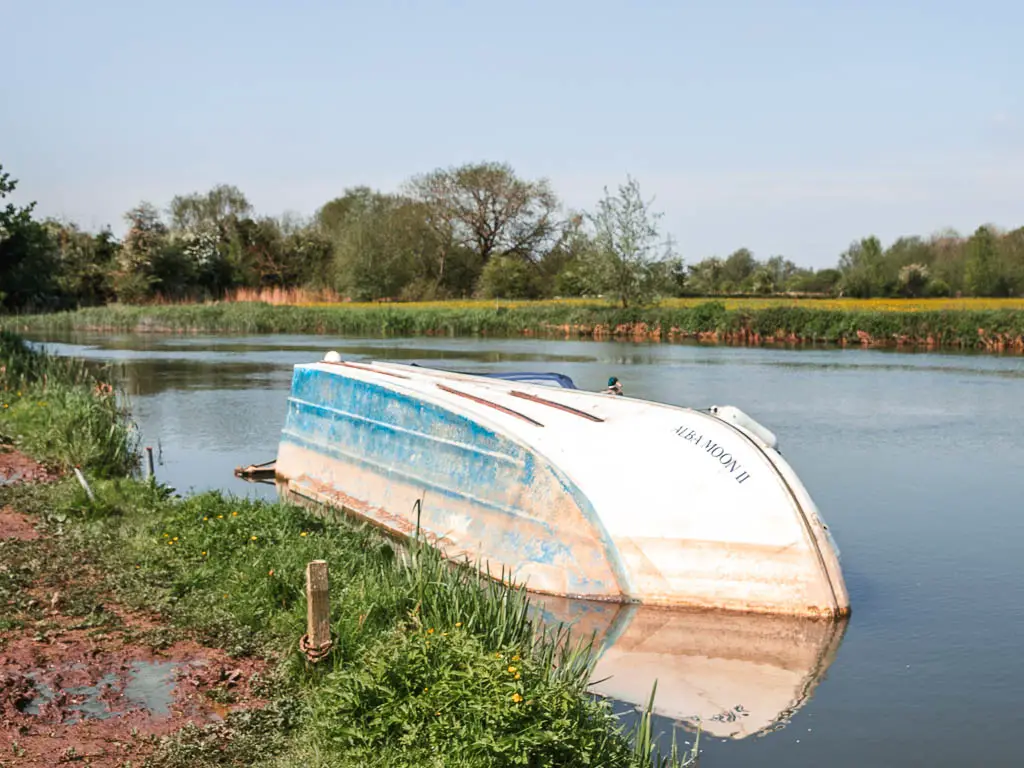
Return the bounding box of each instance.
[532,597,848,740]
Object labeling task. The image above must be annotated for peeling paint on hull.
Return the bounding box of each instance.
[273,361,851,617]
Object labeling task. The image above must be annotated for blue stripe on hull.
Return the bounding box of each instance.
[278,366,631,599]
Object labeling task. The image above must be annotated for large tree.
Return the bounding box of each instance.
[838,236,885,297]
[586,176,675,308]
[405,162,561,287]
[964,225,1003,296]
[0,164,61,311]
[169,184,252,233]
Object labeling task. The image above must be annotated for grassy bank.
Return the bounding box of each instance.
[4,299,1024,351]
[0,332,696,767]
[1,329,137,476]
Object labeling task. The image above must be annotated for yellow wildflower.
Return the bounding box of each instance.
[494,653,502,659]
[507,666,517,674]
[201,551,207,556]
[515,673,521,680]
[217,515,223,519]
[250,535,258,541]
[203,517,208,522]
[427,628,434,635]
[232,511,238,517]
[455,622,462,627]
[512,693,523,703]
[512,654,520,662]
[172,537,178,541]
[162,533,169,537]
[300,532,308,537]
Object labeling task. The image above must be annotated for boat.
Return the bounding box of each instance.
[273,353,850,618]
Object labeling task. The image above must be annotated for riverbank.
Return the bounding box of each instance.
[4,300,1024,352]
[0,331,696,767]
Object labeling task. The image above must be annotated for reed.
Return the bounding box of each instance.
[4,299,1024,351]
[0,330,138,476]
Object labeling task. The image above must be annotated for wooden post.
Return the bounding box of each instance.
[145,446,155,480]
[305,560,331,651]
[73,467,96,502]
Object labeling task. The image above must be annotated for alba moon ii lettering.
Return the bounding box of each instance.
[672,425,751,484]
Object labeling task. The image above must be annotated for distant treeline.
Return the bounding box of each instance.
[2,160,1023,313]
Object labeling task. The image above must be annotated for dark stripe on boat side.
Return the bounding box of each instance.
[435,384,545,427]
[340,361,412,379]
[510,390,605,422]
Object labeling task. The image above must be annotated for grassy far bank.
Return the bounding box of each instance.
[0,332,697,767]
[4,298,1024,351]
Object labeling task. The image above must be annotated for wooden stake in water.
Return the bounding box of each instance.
[145,446,155,480]
[302,560,332,662]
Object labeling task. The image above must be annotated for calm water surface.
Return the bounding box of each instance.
[28,332,1024,767]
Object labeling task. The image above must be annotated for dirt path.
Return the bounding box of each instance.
[0,447,58,489]
[0,449,268,767]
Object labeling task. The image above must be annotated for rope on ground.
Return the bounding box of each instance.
[299,633,333,663]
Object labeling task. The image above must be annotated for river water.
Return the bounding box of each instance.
[27,332,1024,767]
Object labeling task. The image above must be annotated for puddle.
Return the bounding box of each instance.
[15,660,182,723]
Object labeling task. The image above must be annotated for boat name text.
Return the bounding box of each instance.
[672,425,751,484]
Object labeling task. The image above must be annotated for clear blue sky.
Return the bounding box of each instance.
[2,0,1021,267]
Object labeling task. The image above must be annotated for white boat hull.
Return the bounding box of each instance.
[274,359,850,617]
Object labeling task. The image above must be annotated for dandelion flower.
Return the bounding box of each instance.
[203,517,208,522]
[515,673,521,680]
[508,666,516,674]
[163,533,169,537]
[512,655,520,662]
[250,535,258,541]
[495,653,502,659]
[232,511,238,517]
[201,551,207,556]
[455,622,462,627]
[427,628,434,635]
[217,515,224,519]
[300,531,308,537]
[173,537,178,541]
[512,693,523,703]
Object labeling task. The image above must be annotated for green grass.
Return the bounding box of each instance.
[2,479,696,767]
[4,300,1024,350]
[0,331,697,767]
[1,329,138,476]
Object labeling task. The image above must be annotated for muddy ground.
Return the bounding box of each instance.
[0,448,268,767]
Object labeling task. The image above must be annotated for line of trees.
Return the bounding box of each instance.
[3,159,1023,313]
